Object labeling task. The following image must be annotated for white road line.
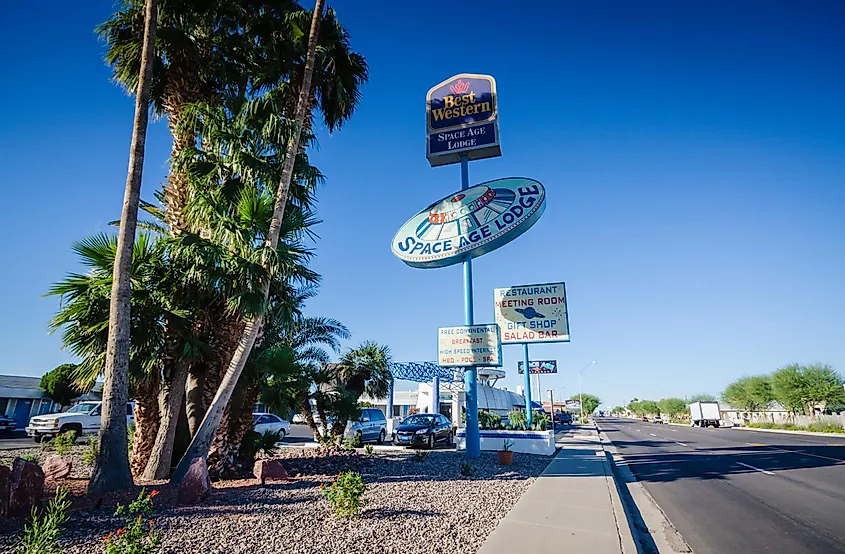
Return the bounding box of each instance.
[737,462,775,475]
[675,441,689,447]
[648,433,657,437]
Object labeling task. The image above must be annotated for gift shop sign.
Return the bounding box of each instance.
[426,73,501,167]
[437,324,502,368]
[494,283,570,344]
[392,178,545,269]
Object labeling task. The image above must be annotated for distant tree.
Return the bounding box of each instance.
[771,364,807,416]
[658,398,688,420]
[640,400,660,416]
[688,393,717,403]
[722,375,774,412]
[40,364,89,407]
[571,393,601,416]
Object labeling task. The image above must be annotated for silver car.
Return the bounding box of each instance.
[346,408,388,444]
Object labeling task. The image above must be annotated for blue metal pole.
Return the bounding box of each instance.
[432,375,440,415]
[461,154,480,458]
[523,343,533,425]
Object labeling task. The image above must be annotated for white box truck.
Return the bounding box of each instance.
[689,401,721,428]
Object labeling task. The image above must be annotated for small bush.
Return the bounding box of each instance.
[343,433,362,450]
[532,411,551,430]
[322,471,367,518]
[460,462,476,477]
[478,411,503,430]
[38,436,54,454]
[17,487,71,554]
[808,421,845,433]
[239,430,280,463]
[20,454,38,464]
[747,421,844,433]
[54,431,76,456]
[103,489,161,554]
[128,423,135,454]
[412,450,429,462]
[82,436,98,467]
[508,409,527,430]
[363,444,375,455]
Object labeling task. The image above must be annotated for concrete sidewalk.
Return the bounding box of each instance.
[478,428,636,554]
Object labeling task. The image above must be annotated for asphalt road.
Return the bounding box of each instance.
[598,418,845,554]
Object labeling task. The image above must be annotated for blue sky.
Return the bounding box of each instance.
[1,1,843,409]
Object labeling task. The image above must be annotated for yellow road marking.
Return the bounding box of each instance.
[747,443,767,447]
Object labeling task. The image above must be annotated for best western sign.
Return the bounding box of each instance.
[426,73,501,167]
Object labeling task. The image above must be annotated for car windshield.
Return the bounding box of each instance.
[252,414,262,424]
[66,403,97,414]
[403,415,435,425]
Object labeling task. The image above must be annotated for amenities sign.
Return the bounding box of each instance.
[437,324,502,368]
[426,73,501,167]
[517,360,558,374]
[494,282,570,344]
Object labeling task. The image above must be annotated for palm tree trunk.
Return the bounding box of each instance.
[170,0,327,483]
[142,344,190,479]
[130,373,160,477]
[186,369,205,436]
[90,0,157,493]
[208,384,260,477]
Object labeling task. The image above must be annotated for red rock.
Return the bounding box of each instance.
[0,465,10,517]
[178,457,211,506]
[253,459,289,485]
[42,455,72,481]
[9,458,44,516]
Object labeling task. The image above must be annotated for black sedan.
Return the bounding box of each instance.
[393,414,453,449]
[0,414,15,434]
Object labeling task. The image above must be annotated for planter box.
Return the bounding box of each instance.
[455,429,555,456]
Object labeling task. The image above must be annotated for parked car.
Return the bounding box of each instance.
[291,413,309,424]
[554,412,573,425]
[26,401,135,442]
[345,408,388,444]
[641,416,649,422]
[652,416,664,424]
[393,413,453,449]
[0,414,15,434]
[253,413,290,439]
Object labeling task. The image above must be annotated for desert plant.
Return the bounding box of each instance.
[501,439,514,452]
[53,431,76,456]
[478,411,503,430]
[239,430,281,463]
[127,423,135,455]
[343,433,362,450]
[322,471,367,518]
[507,409,527,430]
[20,454,38,464]
[103,489,161,554]
[38,436,54,454]
[532,411,551,430]
[412,450,429,462]
[83,436,99,467]
[17,487,71,554]
[460,461,476,477]
[363,444,375,455]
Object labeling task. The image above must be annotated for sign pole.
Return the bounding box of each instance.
[461,154,480,458]
[522,343,533,425]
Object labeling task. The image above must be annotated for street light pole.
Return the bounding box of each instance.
[549,389,555,433]
[578,361,597,424]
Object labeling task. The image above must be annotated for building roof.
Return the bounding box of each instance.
[0,375,49,400]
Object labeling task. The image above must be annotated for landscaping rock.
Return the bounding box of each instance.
[8,458,44,516]
[0,465,9,517]
[42,455,72,481]
[253,459,289,485]
[178,457,211,506]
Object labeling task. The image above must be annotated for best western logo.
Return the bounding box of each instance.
[428,75,496,131]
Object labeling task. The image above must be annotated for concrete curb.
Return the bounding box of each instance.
[598,429,692,554]
[596,433,639,554]
[729,426,845,438]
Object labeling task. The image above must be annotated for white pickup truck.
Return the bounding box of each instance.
[26,401,135,442]
[689,401,721,428]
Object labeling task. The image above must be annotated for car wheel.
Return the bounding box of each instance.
[427,434,434,449]
[279,429,286,441]
[377,429,385,445]
[59,425,82,443]
[446,431,453,447]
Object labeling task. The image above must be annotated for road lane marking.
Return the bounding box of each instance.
[747,442,767,447]
[675,441,689,447]
[746,442,845,462]
[737,462,775,475]
[648,433,657,437]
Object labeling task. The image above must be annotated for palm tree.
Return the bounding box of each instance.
[90,0,158,493]
[338,342,393,400]
[172,0,327,483]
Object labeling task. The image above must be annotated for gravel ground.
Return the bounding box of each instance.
[1,448,552,554]
[0,444,93,479]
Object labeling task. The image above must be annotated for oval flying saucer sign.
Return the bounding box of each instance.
[392,177,546,269]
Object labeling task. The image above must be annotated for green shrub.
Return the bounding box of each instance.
[20,454,38,464]
[128,423,135,454]
[322,471,367,518]
[343,433,362,450]
[82,436,98,467]
[808,421,845,433]
[507,409,527,430]
[239,430,280,463]
[478,411,502,430]
[53,431,76,456]
[532,411,551,430]
[17,487,71,554]
[103,489,161,554]
[364,444,375,455]
[747,421,844,433]
[460,462,476,477]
